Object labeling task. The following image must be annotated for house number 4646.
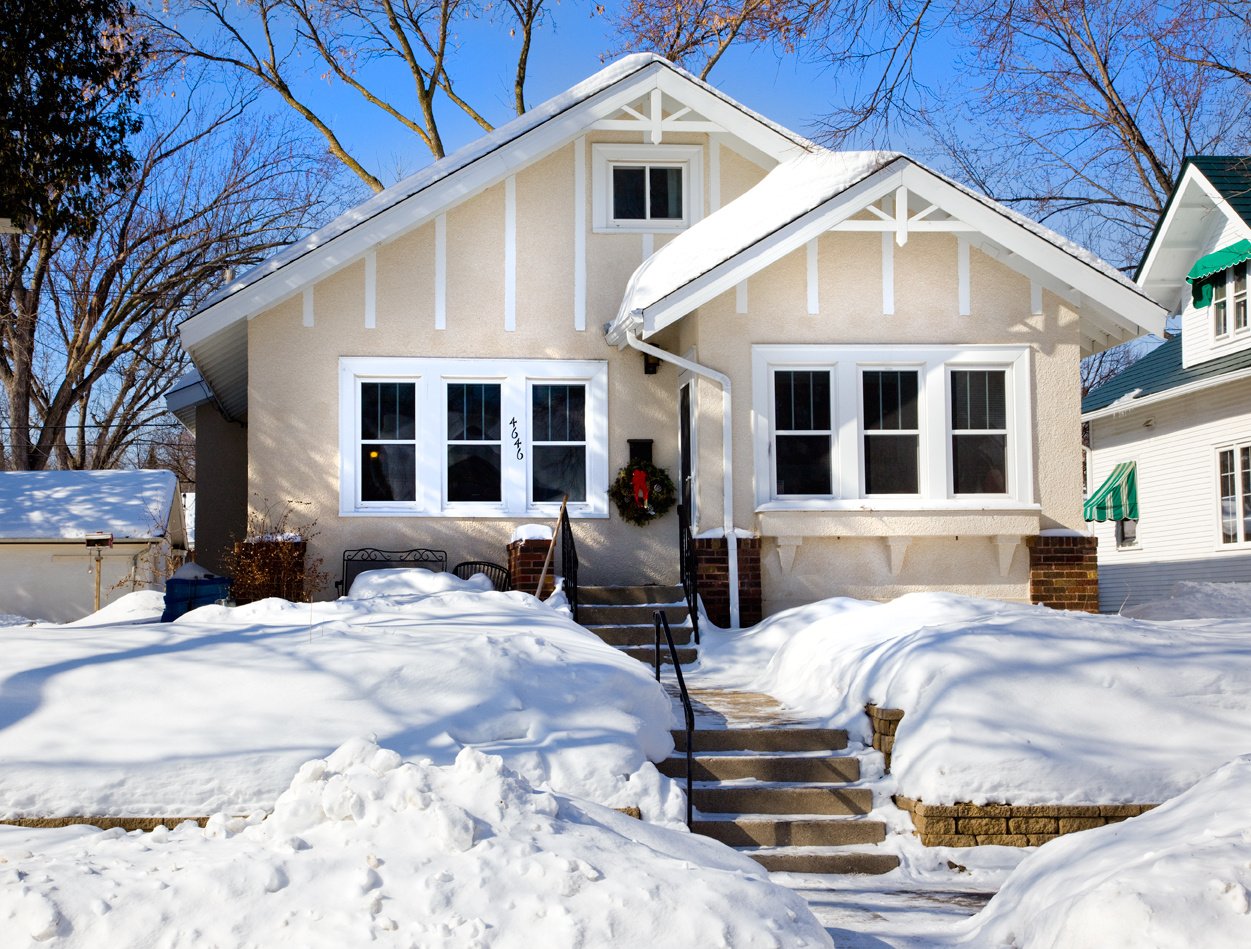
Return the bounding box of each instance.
[509,417,524,460]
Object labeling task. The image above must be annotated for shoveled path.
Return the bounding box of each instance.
[662,682,999,947]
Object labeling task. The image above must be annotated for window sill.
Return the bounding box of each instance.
[340,505,609,519]
[593,223,686,235]
[756,499,1039,513]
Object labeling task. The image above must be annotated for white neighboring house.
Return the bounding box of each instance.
[1084,156,1251,611]
[0,469,187,623]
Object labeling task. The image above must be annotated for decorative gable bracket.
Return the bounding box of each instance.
[592,87,721,144]
[830,186,977,246]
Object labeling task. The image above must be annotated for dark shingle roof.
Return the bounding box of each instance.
[1083,335,1251,413]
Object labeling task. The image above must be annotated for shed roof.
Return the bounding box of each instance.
[0,470,181,542]
[1081,335,1251,414]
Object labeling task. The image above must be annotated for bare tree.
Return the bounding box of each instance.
[155,0,556,191]
[0,87,335,470]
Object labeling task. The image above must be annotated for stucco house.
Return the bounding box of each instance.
[172,55,1164,625]
[0,469,186,623]
[1084,157,1251,612]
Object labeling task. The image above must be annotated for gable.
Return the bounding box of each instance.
[611,153,1166,354]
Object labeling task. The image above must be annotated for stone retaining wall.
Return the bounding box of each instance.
[1,816,210,831]
[865,704,903,772]
[894,796,1157,847]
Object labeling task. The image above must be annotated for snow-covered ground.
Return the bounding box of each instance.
[0,573,681,821]
[697,590,1251,805]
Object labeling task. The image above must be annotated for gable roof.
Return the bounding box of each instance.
[1136,156,1251,311]
[178,55,813,421]
[1081,334,1251,417]
[609,151,1166,350]
[0,469,182,543]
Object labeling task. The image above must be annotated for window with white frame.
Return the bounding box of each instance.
[591,144,702,232]
[1217,444,1251,544]
[340,357,608,517]
[1213,262,1248,339]
[752,344,1033,509]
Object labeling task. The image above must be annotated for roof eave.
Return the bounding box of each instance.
[1083,362,1251,421]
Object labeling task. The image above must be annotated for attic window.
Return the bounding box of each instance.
[591,144,702,232]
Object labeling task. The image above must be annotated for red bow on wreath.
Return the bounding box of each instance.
[631,468,650,508]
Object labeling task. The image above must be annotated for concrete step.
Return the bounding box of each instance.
[692,785,873,816]
[579,604,689,626]
[672,728,848,753]
[589,625,692,647]
[620,645,698,665]
[579,585,685,605]
[692,818,886,848]
[659,755,859,783]
[745,849,901,875]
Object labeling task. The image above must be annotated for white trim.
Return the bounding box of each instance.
[302,287,314,328]
[882,232,895,315]
[591,143,704,233]
[364,251,377,329]
[573,137,587,331]
[642,233,654,259]
[957,236,970,316]
[806,239,819,315]
[709,137,721,212]
[504,175,516,332]
[339,356,609,518]
[1030,280,1043,316]
[434,213,447,330]
[751,343,1033,511]
[736,280,748,314]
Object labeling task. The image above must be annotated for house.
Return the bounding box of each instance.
[0,469,186,622]
[1084,157,1251,612]
[172,55,1164,625]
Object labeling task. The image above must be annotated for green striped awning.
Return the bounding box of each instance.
[1188,240,1251,307]
[1084,461,1137,523]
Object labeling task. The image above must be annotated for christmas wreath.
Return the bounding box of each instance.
[609,461,677,526]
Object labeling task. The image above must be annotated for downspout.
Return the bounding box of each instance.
[624,331,740,628]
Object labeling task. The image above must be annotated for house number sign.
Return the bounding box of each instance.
[509,417,524,460]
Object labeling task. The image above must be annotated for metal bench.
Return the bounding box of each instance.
[336,547,448,596]
[451,560,513,592]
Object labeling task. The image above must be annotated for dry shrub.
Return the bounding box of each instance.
[223,499,329,604]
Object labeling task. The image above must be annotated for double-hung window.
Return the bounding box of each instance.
[1212,262,1247,339]
[591,144,703,232]
[1218,444,1251,544]
[341,357,608,517]
[752,345,1032,509]
[772,369,834,496]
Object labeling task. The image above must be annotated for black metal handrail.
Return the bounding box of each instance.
[654,608,695,829]
[677,504,700,645]
[560,501,579,624]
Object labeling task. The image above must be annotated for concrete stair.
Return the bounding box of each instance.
[578,585,694,666]
[670,726,899,876]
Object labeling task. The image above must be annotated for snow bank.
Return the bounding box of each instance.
[0,589,679,821]
[0,739,831,948]
[1124,580,1251,620]
[699,592,1251,804]
[347,567,492,598]
[962,755,1251,948]
[56,590,166,627]
[1,614,35,629]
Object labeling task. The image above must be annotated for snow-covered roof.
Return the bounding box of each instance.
[609,150,1165,348]
[0,469,180,542]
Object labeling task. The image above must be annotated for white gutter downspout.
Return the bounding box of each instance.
[624,330,740,628]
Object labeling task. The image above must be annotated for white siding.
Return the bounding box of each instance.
[1181,211,1251,369]
[1089,375,1251,610]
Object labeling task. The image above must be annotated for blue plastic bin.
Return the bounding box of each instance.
[161,576,233,622]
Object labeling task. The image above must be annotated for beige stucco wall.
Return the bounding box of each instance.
[681,231,1084,613]
[246,135,764,596]
[194,402,248,574]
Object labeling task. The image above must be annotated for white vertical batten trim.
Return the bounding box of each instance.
[435,214,447,330]
[573,137,586,331]
[364,251,377,329]
[709,137,721,211]
[302,287,314,327]
[957,236,971,316]
[806,238,819,315]
[642,233,654,259]
[736,281,748,314]
[504,175,516,332]
[1030,281,1043,315]
[882,232,895,314]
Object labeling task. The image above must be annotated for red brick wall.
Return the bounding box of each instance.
[1026,534,1099,612]
[693,536,762,628]
[507,538,556,600]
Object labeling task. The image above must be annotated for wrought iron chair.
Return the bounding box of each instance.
[336,547,448,596]
[451,560,513,592]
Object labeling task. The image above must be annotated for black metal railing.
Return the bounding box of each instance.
[560,501,579,624]
[654,609,695,829]
[677,504,700,645]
